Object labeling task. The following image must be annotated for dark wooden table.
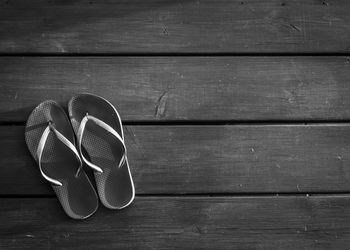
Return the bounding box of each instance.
[1,0,350,249]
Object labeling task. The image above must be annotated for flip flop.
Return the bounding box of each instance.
[68,93,135,209]
[25,100,99,219]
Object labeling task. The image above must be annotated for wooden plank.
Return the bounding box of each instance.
[1,196,350,249]
[2,124,350,195]
[1,56,350,122]
[0,0,349,53]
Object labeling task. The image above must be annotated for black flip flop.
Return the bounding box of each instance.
[68,93,135,209]
[25,100,99,219]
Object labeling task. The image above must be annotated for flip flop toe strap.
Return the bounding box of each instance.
[77,113,126,174]
[36,122,83,186]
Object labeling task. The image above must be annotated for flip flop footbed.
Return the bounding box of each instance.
[69,94,135,209]
[25,100,98,219]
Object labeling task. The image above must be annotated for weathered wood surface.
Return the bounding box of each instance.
[3,124,350,195]
[1,196,349,249]
[1,0,350,249]
[0,0,349,53]
[1,56,350,122]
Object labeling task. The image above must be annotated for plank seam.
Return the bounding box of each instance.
[2,192,350,198]
[3,120,350,126]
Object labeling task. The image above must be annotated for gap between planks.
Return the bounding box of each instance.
[3,121,350,126]
[2,193,350,199]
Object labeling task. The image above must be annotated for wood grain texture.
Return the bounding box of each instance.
[1,56,350,122]
[0,0,349,53]
[1,196,350,249]
[3,124,350,195]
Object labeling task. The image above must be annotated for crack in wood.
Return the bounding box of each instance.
[154,91,168,118]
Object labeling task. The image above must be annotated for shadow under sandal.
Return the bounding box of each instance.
[25,100,99,219]
[68,93,135,209]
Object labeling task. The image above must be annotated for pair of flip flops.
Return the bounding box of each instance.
[25,93,135,219]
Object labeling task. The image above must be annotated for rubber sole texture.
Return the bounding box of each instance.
[69,93,135,209]
[25,100,99,219]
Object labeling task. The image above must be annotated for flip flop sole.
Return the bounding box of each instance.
[25,100,98,219]
[69,94,135,209]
